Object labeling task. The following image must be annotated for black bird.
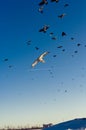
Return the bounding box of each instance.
[57,45,63,48]
[51,36,57,40]
[4,58,8,61]
[53,55,57,57]
[77,43,81,46]
[74,51,78,53]
[62,32,67,36]
[27,40,31,45]
[51,0,59,3]
[71,37,74,40]
[62,49,65,52]
[65,90,67,93]
[64,4,69,7]
[72,55,74,57]
[27,40,31,42]
[49,32,54,36]
[35,47,39,50]
[8,65,13,68]
[39,0,48,6]
[58,13,66,18]
[39,25,49,33]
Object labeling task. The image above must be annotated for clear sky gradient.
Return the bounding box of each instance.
[0,0,86,128]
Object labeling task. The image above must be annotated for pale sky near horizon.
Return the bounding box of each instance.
[0,0,86,128]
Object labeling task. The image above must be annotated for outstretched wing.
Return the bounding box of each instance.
[39,51,49,59]
[31,59,39,68]
[51,0,59,2]
[39,28,44,32]
[31,51,49,68]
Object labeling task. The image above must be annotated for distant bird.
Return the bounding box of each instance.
[57,45,63,48]
[77,43,81,46]
[74,51,78,53]
[48,70,54,78]
[28,40,31,42]
[58,13,66,18]
[62,32,67,36]
[65,90,67,93]
[72,54,74,57]
[38,6,44,13]
[31,51,49,68]
[51,36,57,40]
[49,32,54,36]
[39,25,50,33]
[62,49,65,52]
[8,65,13,68]
[50,71,53,74]
[27,40,31,45]
[39,0,48,6]
[4,58,8,61]
[64,4,69,7]
[71,37,74,40]
[53,55,57,57]
[35,47,39,50]
[51,0,59,3]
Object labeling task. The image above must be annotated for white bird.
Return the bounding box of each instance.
[31,51,49,68]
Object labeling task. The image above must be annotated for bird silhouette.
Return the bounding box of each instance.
[51,36,57,40]
[49,32,54,36]
[57,46,63,48]
[51,0,59,3]
[62,49,65,52]
[27,40,31,45]
[4,58,8,61]
[35,47,39,50]
[77,43,81,46]
[8,65,13,68]
[58,13,66,18]
[64,4,69,7]
[71,37,74,40]
[62,32,67,36]
[39,0,48,6]
[39,25,50,33]
[74,51,78,53]
[53,55,57,57]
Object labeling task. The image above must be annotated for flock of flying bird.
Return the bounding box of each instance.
[1,0,86,102]
[2,0,86,70]
[30,0,86,68]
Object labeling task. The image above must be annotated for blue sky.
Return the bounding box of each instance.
[0,0,86,128]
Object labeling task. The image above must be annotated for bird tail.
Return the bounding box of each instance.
[41,59,45,63]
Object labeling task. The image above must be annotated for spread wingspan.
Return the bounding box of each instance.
[31,51,49,68]
[32,59,39,68]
